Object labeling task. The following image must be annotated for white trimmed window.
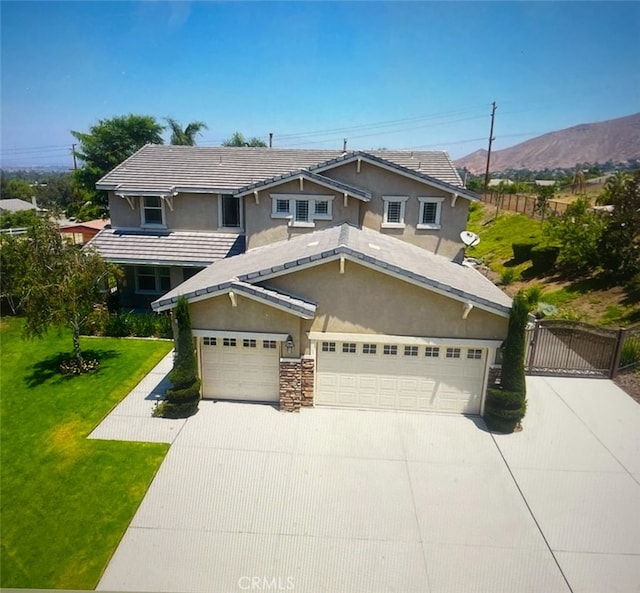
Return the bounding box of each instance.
[342,343,356,353]
[446,347,461,359]
[135,266,171,294]
[362,343,377,355]
[383,344,398,356]
[322,341,336,352]
[425,347,440,358]
[467,348,483,360]
[404,345,418,357]
[271,194,334,227]
[418,197,444,229]
[243,339,257,348]
[141,196,165,227]
[263,340,277,349]
[223,338,237,347]
[382,196,408,228]
[203,337,217,346]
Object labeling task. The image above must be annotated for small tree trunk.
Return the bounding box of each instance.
[72,326,83,364]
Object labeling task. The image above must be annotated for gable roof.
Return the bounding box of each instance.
[96,145,466,195]
[0,198,36,213]
[152,223,511,316]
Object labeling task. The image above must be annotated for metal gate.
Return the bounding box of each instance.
[525,320,626,378]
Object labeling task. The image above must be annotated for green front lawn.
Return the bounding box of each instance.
[0,317,173,589]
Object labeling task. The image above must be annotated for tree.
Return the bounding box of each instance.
[545,196,606,274]
[165,118,208,146]
[1,218,121,369]
[1,178,33,201]
[534,184,556,221]
[155,296,200,417]
[597,171,640,280]
[72,114,164,207]
[222,132,267,147]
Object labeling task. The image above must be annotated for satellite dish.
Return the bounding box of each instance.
[460,230,480,247]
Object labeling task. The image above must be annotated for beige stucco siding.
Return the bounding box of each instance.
[264,261,507,355]
[245,179,360,249]
[190,295,303,357]
[322,162,469,258]
[107,191,220,230]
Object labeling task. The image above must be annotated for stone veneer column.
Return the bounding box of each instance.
[301,357,315,407]
[279,359,302,412]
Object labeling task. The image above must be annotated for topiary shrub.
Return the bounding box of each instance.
[483,291,530,433]
[156,295,200,418]
[512,242,538,263]
[484,388,527,433]
[530,245,560,272]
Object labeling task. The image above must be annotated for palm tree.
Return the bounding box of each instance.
[222,131,267,147]
[165,118,208,146]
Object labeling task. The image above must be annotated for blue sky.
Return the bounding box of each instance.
[1,1,639,168]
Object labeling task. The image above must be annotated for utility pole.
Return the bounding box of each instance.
[71,143,78,170]
[483,101,497,192]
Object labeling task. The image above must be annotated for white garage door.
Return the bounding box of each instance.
[201,337,279,402]
[315,340,486,414]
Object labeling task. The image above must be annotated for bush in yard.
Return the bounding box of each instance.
[483,291,530,433]
[155,296,200,418]
[511,242,537,263]
[530,245,560,272]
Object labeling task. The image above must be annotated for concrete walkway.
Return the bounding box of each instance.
[93,370,640,593]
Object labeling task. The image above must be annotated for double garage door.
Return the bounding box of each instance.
[315,339,487,414]
[200,336,279,402]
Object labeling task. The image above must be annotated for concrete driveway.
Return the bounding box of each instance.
[96,375,640,593]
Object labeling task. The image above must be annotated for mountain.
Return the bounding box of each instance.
[455,112,640,173]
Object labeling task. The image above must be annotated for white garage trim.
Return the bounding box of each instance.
[308,331,503,349]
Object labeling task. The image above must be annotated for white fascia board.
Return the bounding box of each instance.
[192,329,289,341]
[114,188,178,197]
[314,155,479,202]
[106,258,213,267]
[308,331,503,348]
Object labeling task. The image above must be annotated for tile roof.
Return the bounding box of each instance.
[152,223,511,316]
[0,198,37,212]
[96,145,465,193]
[229,281,317,319]
[86,229,244,266]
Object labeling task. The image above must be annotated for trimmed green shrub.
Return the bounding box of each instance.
[530,245,560,272]
[484,388,527,433]
[512,242,537,263]
[501,292,529,395]
[159,296,200,418]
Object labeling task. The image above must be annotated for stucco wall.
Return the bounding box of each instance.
[244,178,360,249]
[190,294,303,357]
[108,191,220,231]
[322,161,469,259]
[265,260,508,354]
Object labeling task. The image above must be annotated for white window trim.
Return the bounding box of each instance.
[417,197,445,230]
[217,194,244,231]
[140,196,167,229]
[270,194,334,227]
[382,195,408,229]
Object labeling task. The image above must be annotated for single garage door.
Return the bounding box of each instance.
[315,339,486,414]
[201,336,279,402]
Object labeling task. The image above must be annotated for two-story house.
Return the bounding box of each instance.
[90,145,511,414]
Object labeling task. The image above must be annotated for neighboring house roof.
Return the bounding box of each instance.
[152,223,511,316]
[0,198,37,213]
[60,219,110,232]
[534,180,556,186]
[96,145,466,195]
[86,229,245,267]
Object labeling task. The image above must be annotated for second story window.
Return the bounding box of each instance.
[220,195,242,229]
[142,196,165,226]
[271,194,334,227]
[418,197,444,230]
[382,196,408,228]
